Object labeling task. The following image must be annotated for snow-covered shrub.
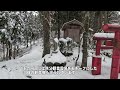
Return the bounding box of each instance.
[42,45,67,69]
[59,37,74,56]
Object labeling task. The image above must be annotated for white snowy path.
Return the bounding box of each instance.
[0,41,120,79]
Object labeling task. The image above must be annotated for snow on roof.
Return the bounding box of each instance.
[93,33,115,38]
[110,23,120,25]
[61,19,84,30]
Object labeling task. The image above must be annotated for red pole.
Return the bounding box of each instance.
[101,24,120,79]
[96,40,101,56]
[110,31,120,79]
[106,40,113,46]
[92,40,102,75]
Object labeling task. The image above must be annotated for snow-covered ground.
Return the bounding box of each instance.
[0,40,120,79]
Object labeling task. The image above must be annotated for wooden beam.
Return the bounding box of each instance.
[101,46,113,49]
[93,37,114,40]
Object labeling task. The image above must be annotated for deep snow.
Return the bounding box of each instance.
[0,39,120,79]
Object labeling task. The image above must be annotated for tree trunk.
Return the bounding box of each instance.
[93,11,102,33]
[30,38,32,49]
[42,11,50,58]
[2,42,5,60]
[6,43,9,60]
[8,42,12,60]
[26,37,29,48]
[81,12,89,68]
[16,45,19,57]
[81,32,88,67]
[58,11,60,39]
[13,46,16,59]
[104,11,109,24]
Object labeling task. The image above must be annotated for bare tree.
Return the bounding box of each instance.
[81,12,89,68]
[41,11,51,58]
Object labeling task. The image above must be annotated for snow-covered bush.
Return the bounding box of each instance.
[42,40,67,68]
[59,37,74,56]
[42,49,66,64]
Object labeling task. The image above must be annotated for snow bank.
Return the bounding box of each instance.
[93,33,115,38]
[0,39,120,79]
[42,50,66,63]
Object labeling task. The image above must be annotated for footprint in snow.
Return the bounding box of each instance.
[1,65,7,70]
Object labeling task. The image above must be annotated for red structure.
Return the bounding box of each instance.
[92,24,120,79]
[106,40,113,46]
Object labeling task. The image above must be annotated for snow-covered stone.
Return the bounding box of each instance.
[42,49,66,64]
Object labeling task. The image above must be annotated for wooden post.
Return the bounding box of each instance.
[92,40,102,75]
[96,40,101,56]
[53,40,58,51]
[110,31,120,79]
[106,40,113,46]
[92,56,101,75]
